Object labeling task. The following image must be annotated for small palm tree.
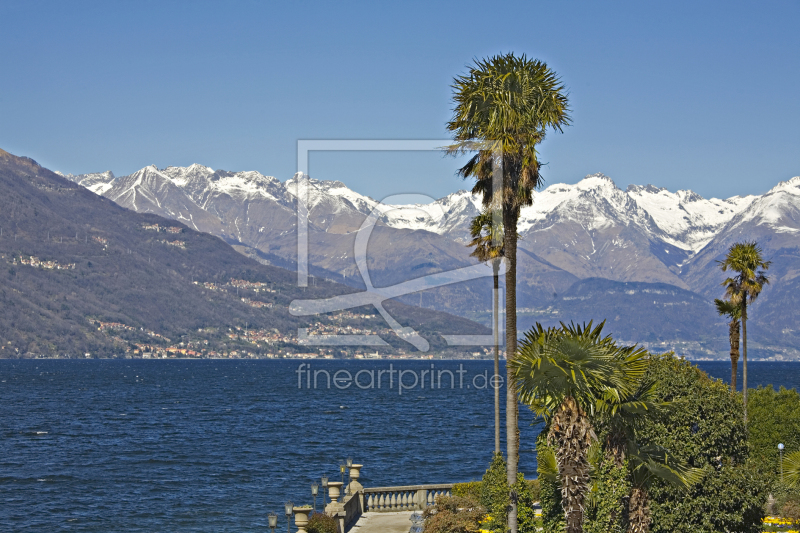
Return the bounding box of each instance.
[597,381,701,533]
[714,298,741,393]
[468,210,505,455]
[626,443,704,533]
[718,241,771,422]
[511,321,648,533]
[448,52,570,533]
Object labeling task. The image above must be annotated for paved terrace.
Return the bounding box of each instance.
[351,511,415,533]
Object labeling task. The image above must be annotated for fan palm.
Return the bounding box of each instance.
[784,450,800,489]
[447,53,570,533]
[625,443,704,533]
[598,383,702,533]
[468,210,505,454]
[718,241,770,422]
[511,321,648,533]
[714,298,742,392]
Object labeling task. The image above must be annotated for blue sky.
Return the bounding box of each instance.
[1,0,798,201]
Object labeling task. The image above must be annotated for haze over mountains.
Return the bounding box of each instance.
[63,163,800,360]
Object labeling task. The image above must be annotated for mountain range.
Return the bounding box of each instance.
[0,148,488,358]
[62,163,800,360]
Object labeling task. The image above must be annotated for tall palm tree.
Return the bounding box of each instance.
[714,298,741,392]
[511,321,648,533]
[718,241,770,422]
[447,53,570,533]
[468,210,505,455]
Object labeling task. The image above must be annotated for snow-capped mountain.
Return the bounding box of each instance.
[64,164,800,358]
[64,165,783,284]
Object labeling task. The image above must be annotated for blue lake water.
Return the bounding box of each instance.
[1,359,798,532]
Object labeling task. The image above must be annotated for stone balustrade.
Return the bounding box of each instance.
[364,484,453,512]
[302,462,453,532]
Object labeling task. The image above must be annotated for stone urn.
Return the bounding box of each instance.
[327,481,343,503]
[348,464,364,493]
[293,507,311,533]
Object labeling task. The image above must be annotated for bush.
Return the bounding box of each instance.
[783,495,800,528]
[583,454,629,533]
[480,453,509,533]
[537,437,565,533]
[747,385,800,479]
[422,495,484,533]
[452,481,482,502]
[306,512,337,533]
[638,354,766,533]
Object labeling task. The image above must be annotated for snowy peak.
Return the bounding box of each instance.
[58,170,116,195]
[730,176,800,233]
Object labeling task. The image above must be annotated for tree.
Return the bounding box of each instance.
[635,354,764,533]
[714,298,741,392]
[511,321,648,533]
[447,53,570,533]
[468,210,505,454]
[717,241,771,423]
[746,386,800,479]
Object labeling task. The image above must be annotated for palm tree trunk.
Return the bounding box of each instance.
[504,205,519,533]
[729,318,740,393]
[627,485,651,533]
[493,259,501,455]
[742,300,748,424]
[551,396,593,533]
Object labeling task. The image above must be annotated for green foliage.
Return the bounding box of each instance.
[452,481,482,502]
[584,455,629,533]
[479,453,509,533]
[458,455,541,533]
[515,475,540,533]
[537,437,565,533]
[306,512,337,533]
[782,495,800,527]
[636,353,766,533]
[747,386,800,479]
[422,496,484,533]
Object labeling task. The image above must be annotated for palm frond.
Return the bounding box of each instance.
[628,443,705,491]
[537,444,559,482]
[784,450,800,489]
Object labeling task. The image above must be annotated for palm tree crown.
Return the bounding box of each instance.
[447,53,570,210]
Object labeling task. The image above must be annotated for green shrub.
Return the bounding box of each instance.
[452,481,482,502]
[479,453,509,532]
[638,354,766,533]
[422,495,484,533]
[306,512,337,533]
[536,437,564,533]
[747,385,800,480]
[515,474,540,533]
[583,454,629,533]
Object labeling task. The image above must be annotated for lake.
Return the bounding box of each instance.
[1,359,797,532]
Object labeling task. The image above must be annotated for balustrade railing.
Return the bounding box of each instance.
[364,484,453,512]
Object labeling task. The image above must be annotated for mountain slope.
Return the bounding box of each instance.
[0,149,488,358]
